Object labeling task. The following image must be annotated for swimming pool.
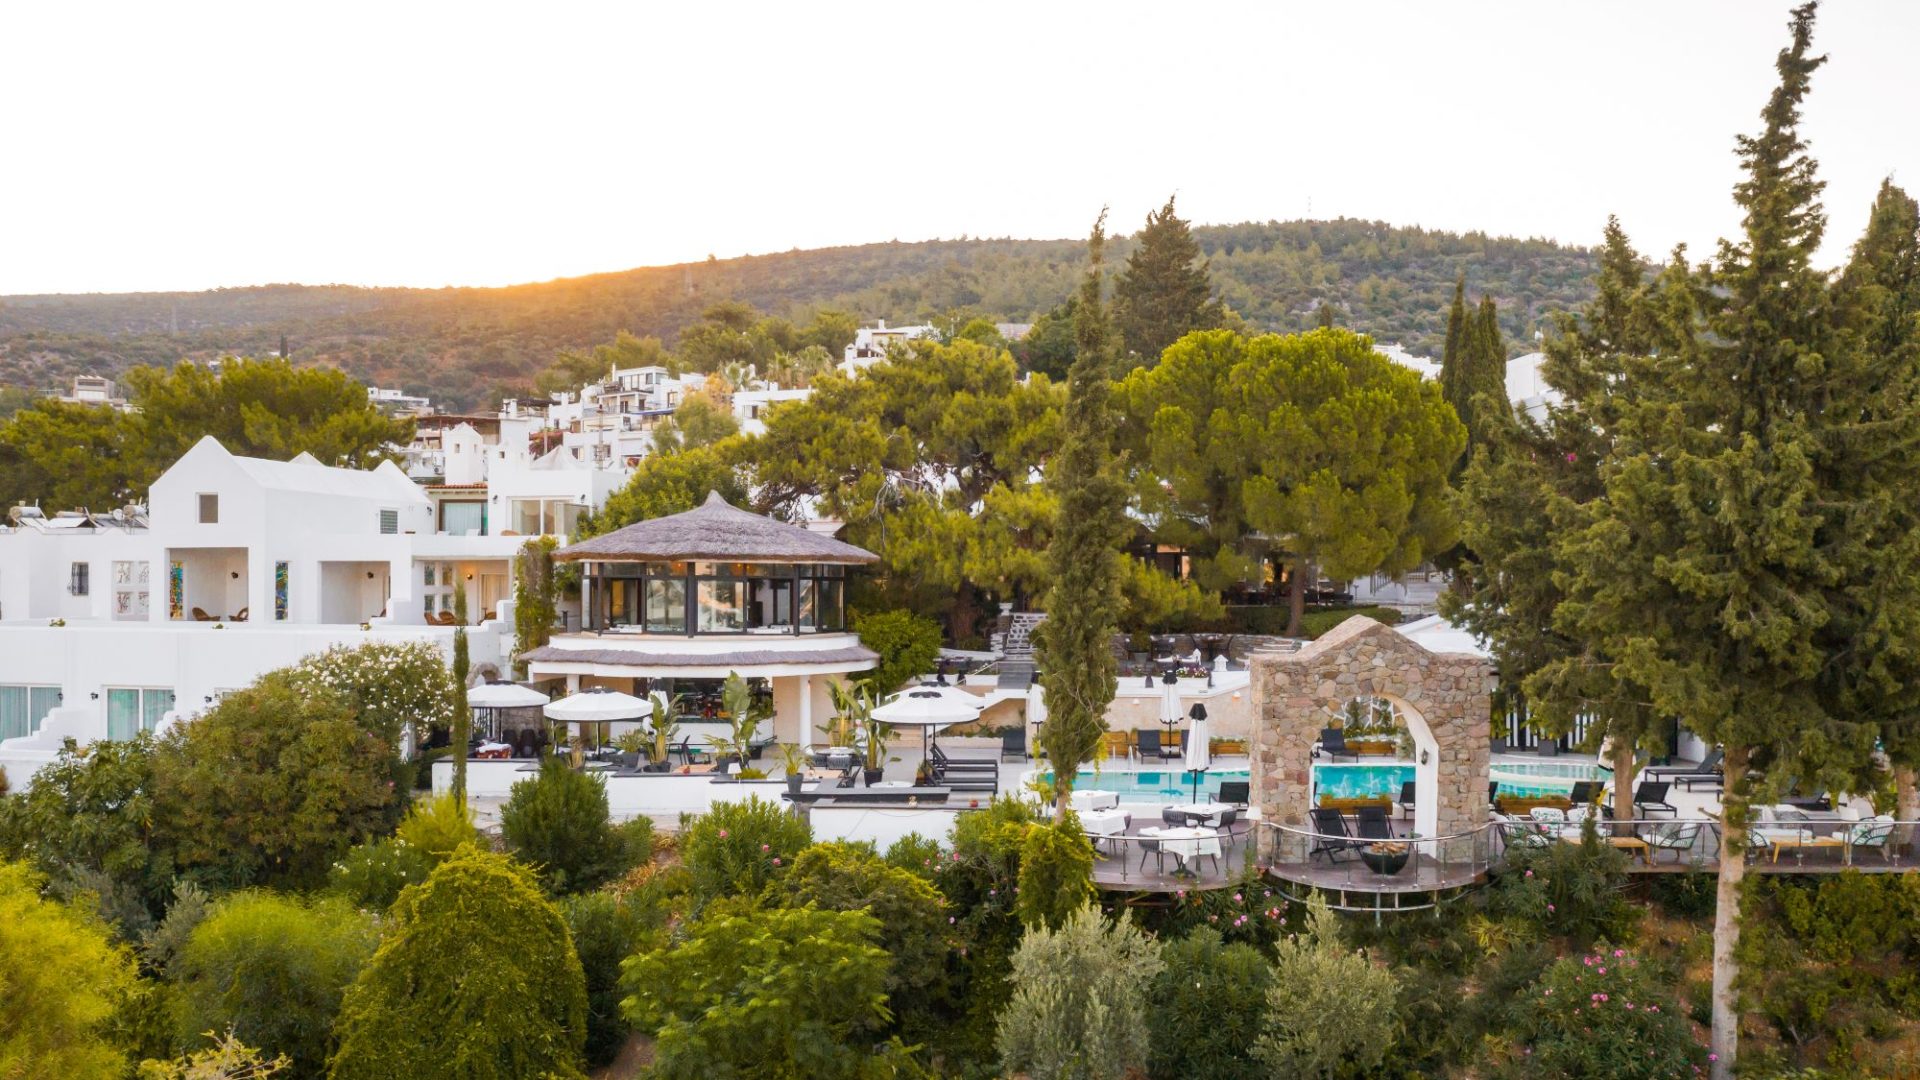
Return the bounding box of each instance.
[1047,758,1615,803]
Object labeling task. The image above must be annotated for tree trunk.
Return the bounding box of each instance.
[1710,745,1752,1080]
[1611,739,1636,828]
[1284,558,1310,638]
[1896,763,1918,860]
[949,585,977,646]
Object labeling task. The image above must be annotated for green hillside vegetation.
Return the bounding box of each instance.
[0,220,1601,410]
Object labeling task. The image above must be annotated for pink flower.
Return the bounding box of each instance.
[1710,1054,1719,1063]
[771,857,781,866]
[718,829,728,839]
[1548,903,1556,912]
[1584,957,1593,966]
[1525,869,1534,878]
[1614,948,1624,957]
[1233,893,1243,903]
[761,843,770,852]
[949,916,956,924]
[1599,967,1607,975]
[989,888,997,896]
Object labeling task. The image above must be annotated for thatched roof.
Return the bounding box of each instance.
[555,491,879,565]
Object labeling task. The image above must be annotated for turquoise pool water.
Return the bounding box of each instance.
[1050,760,1615,802]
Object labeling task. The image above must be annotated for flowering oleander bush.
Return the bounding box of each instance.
[1489,825,1636,947]
[1502,945,1706,1079]
[287,641,455,752]
[679,795,810,904]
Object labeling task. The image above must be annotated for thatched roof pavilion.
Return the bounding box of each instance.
[555,491,877,565]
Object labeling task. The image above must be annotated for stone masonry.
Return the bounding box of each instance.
[1250,616,1493,839]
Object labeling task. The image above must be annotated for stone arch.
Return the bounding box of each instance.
[1250,616,1492,842]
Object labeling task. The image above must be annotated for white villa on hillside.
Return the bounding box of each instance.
[0,436,607,787]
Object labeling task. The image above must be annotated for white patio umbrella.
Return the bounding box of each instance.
[1160,671,1182,756]
[467,680,550,742]
[1184,703,1212,803]
[872,688,983,759]
[545,688,650,757]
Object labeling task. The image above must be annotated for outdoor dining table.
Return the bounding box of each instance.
[1071,790,1120,812]
[1171,801,1235,827]
[1081,808,1130,854]
[1139,825,1223,872]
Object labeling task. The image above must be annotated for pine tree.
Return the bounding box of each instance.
[1114,196,1221,362]
[1035,214,1132,822]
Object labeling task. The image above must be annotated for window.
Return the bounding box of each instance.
[378,508,399,534]
[198,493,218,523]
[0,686,59,739]
[644,574,687,634]
[106,688,173,740]
[111,561,149,620]
[440,501,484,536]
[69,562,89,596]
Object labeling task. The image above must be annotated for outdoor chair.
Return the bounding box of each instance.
[1398,780,1417,820]
[1218,780,1251,807]
[1356,805,1393,842]
[1648,747,1723,779]
[1214,808,1242,858]
[1568,781,1600,807]
[1646,821,1703,864]
[1845,816,1897,864]
[1162,806,1189,828]
[1308,808,1360,863]
[230,607,248,622]
[1135,729,1180,762]
[1000,728,1027,761]
[1497,813,1553,851]
[1633,781,1678,818]
[1137,831,1168,874]
[1488,781,1502,811]
[191,607,214,622]
[1318,727,1357,763]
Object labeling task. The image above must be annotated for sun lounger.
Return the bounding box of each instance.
[1308,808,1361,863]
[1317,727,1357,763]
[1356,805,1393,842]
[1633,781,1677,818]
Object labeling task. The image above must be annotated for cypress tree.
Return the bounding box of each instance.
[451,586,471,807]
[1114,196,1221,362]
[1438,273,1469,414]
[1035,214,1132,822]
[1534,8,1909,1073]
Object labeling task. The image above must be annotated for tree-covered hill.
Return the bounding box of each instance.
[0,219,1602,410]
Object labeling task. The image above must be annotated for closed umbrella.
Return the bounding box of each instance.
[1160,671,1182,757]
[1185,703,1212,802]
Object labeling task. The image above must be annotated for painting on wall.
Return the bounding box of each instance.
[274,561,289,621]
[168,561,183,620]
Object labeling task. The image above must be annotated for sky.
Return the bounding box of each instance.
[4,0,1917,296]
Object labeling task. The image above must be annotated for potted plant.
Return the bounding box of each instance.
[708,671,770,773]
[1360,839,1410,876]
[862,706,891,787]
[821,682,864,752]
[645,693,681,772]
[780,742,808,796]
[611,728,648,770]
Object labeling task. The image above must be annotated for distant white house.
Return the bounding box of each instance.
[51,374,131,411]
[840,321,937,376]
[1375,344,1559,420]
[367,386,434,417]
[0,436,586,788]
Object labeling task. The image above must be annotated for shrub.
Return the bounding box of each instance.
[561,892,652,1069]
[613,815,655,872]
[782,842,957,1035]
[622,899,891,1079]
[0,733,173,931]
[995,905,1165,1080]
[852,608,943,693]
[500,757,623,893]
[151,674,403,891]
[1254,895,1399,1079]
[680,796,810,903]
[394,792,481,859]
[884,832,943,878]
[1015,818,1094,930]
[1489,824,1636,947]
[0,860,137,1078]
[327,836,430,911]
[1147,929,1274,1080]
[173,893,377,1076]
[137,1031,289,1079]
[140,879,212,977]
[286,640,455,754]
[329,848,588,1080]
[1502,945,1705,1079]
[1137,864,1291,951]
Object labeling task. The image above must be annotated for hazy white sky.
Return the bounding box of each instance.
[4,1,1916,296]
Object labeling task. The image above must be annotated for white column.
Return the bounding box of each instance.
[799,673,813,756]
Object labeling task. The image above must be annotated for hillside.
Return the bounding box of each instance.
[0,219,1603,411]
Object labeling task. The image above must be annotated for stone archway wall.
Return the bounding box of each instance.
[1250,617,1493,841]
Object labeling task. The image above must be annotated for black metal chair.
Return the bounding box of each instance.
[1398,780,1417,820]
[1000,728,1028,761]
[1489,780,1502,811]
[1569,781,1600,807]
[1218,780,1251,807]
[1162,807,1188,828]
[1309,808,1360,863]
[1318,727,1357,762]
[1356,805,1393,842]
[1633,781,1678,818]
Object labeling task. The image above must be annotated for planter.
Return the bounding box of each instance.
[1316,795,1393,813]
[615,752,641,770]
[642,761,673,774]
[863,767,885,787]
[786,773,804,796]
[1537,741,1560,757]
[1490,738,1509,754]
[1360,845,1410,875]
